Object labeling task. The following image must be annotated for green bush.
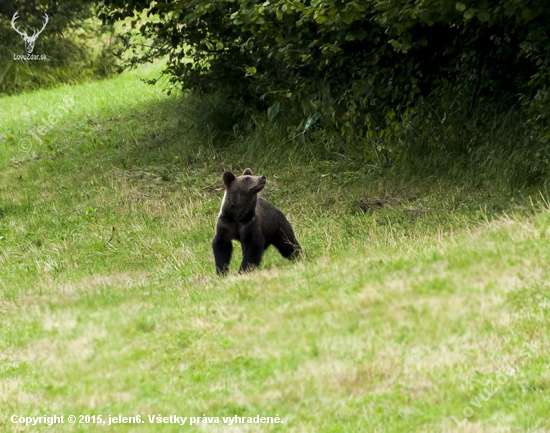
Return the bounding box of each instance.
[99,0,550,132]
[94,0,550,188]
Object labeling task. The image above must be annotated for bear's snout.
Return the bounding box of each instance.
[260,176,266,181]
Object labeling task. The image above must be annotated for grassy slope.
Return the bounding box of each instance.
[0,66,549,432]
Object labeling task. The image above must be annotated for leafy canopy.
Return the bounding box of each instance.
[97,0,550,137]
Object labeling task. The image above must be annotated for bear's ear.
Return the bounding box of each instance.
[222,171,236,188]
[243,168,252,176]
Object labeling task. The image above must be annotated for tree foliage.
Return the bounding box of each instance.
[98,0,550,138]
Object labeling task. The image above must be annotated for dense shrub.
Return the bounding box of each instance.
[98,1,550,133]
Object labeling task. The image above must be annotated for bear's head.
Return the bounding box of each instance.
[220,168,266,221]
[223,168,266,192]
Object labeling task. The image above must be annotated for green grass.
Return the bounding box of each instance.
[1,65,549,432]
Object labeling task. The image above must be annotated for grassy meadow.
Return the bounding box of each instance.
[0,65,549,432]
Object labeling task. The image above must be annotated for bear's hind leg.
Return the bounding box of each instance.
[272,231,301,260]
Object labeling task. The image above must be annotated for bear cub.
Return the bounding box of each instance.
[212,168,300,275]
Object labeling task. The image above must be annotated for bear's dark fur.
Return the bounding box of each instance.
[212,168,300,275]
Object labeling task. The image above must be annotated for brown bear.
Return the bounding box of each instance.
[212,168,300,275]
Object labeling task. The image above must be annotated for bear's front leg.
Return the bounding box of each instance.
[239,225,265,273]
[239,240,264,273]
[212,229,233,276]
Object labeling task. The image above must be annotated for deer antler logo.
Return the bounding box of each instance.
[11,11,49,54]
